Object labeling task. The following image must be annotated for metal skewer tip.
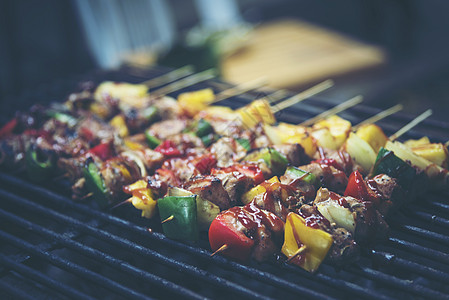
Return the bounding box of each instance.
[389,109,432,141]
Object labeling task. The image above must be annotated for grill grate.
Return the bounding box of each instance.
[1,67,449,299]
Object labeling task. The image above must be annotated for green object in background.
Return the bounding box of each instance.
[83,158,108,208]
[158,195,199,241]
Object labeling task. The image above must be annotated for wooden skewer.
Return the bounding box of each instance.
[444,140,449,147]
[286,245,308,263]
[389,109,433,141]
[211,77,269,104]
[80,192,94,200]
[141,65,195,89]
[152,69,217,97]
[271,80,334,113]
[266,89,290,104]
[210,244,229,257]
[111,198,132,209]
[161,215,175,224]
[299,95,363,126]
[353,104,403,131]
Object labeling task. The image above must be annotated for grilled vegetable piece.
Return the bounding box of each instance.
[169,187,220,230]
[0,118,18,138]
[282,212,333,272]
[244,147,289,177]
[178,88,215,117]
[25,145,55,182]
[83,158,108,208]
[145,130,162,149]
[241,176,280,205]
[158,195,199,241]
[312,115,352,150]
[343,132,376,174]
[299,162,348,194]
[410,143,448,168]
[109,115,129,137]
[355,124,388,152]
[123,179,157,219]
[236,99,275,128]
[209,202,284,262]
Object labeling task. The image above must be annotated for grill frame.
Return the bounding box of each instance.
[1,67,449,299]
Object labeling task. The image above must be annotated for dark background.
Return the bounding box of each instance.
[1,0,449,120]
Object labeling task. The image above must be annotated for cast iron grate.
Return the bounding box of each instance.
[0,67,448,299]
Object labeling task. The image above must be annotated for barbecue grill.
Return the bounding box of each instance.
[1,66,449,299]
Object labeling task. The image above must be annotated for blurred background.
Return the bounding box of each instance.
[1,0,449,120]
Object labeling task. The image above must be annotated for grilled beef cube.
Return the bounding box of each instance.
[169,133,203,150]
[300,162,348,194]
[210,137,247,168]
[184,175,233,210]
[0,134,35,170]
[148,119,187,140]
[298,204,359,264]
[314,148,358,175]
[313,188,389,244]
[366,174,401,215]
[273,143,308,167]
[76,115,115,144]
[58,156,90,181]
[214,172,254,204]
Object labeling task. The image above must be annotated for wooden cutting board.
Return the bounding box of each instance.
[221,19,385,90]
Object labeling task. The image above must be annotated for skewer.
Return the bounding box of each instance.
[141,65,195,89]
[161,215,175,224]
[389,109,433,141]
[210,244,229,257]
[111,198,132,209]
[299,95,363,126]
[352,104,403,131]
[286,245,308,263]
[266,89,290,104]
[271,80,334,113]
[151,69,217,97]
[444,140,449,147]
[80,192,94,200]
[211,77,268,104]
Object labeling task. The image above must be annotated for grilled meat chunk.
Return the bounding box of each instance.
[184,175,233,209]
[148,119,187,140]
[213,172,254,204]
[273,143,307,167]
[210,137,247,168]
[300,162,348,194]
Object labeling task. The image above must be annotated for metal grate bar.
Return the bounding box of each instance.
[387,237,449,265]
[0,189,272,300]
[347,266,449,299]
[0,253,95,300]
[0,207,206,300]
[0,172,336,299]
[390,224,449,247]
[0,278,47,300]
[0,230,151,300]
[370,250,449,284]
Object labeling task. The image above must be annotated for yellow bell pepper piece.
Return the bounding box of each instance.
[241,176,279,204]
[264,123,316,158]
[282,212,333,273]
[404,136,430,148]
[124,139,145,151]
[94,81,149,108]
[109,115,129,137]
[125,180,157,219]
[178,88,215,117]
[355,124,388,152]
[410,143,448,168]
[313,115,352,150]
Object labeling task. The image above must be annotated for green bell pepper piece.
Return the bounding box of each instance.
[142,106,158,122]
[158,195,199,241]
[371,147,416,191]
[145,130,162,149]
[236,138,251,151]
[201,133,218,147]
[82,158,108,208]
[195,119,213,137]
[25,147,54,182]
[245,147,289,175]
[285,166,318,187]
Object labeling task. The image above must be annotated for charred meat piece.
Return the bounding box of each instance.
[76,115,115,144]
[366,174,401,215]
[300,162,348,194]
[151,96,182,120]
[148,119,187,140]
[314,147,358,175]
[210,137,247,168]
[273,143,308,167]
[213,171,254,204]
[183,175,233,210]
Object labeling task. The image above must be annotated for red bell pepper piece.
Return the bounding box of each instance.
[209,212,254,262]
[23,129,51,140]
[344,170,379,206]
[0,118,17,138]
[155,140,182,157]
[194,154,217,174]
[88,142,115,161]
